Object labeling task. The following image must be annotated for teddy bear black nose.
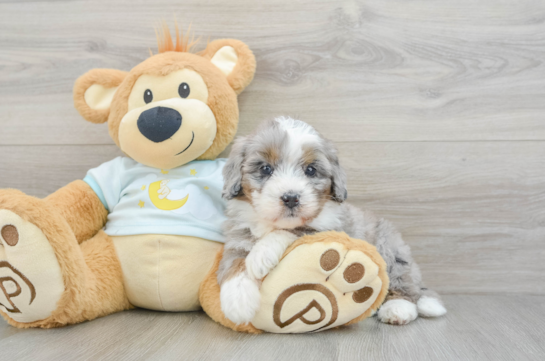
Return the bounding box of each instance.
[137,107,182,143]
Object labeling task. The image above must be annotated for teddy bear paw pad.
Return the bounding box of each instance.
[250,241,384,333]
[0,210,64,323]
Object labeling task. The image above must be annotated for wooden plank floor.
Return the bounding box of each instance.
[1,0,544,359]
[1,295,544,361]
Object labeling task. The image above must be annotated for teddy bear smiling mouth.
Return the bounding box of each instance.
[175,131,195,155]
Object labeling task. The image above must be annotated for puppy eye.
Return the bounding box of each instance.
[178,82,190,98]
[143,89,153,104]
[260,165,273,176]
[305,165,317,177]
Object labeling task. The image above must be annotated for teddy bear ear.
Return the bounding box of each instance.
[73,69,128,124]
[200,39,256,94]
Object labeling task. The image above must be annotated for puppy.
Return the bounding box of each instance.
[218,116,447,325]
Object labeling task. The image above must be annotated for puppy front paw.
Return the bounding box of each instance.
[378,299,418,325]
[220,273,261,325]
[245,243,281,280]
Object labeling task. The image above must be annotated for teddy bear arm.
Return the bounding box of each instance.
[44,180,108,243]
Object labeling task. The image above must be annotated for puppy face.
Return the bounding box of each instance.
[223,117,347,229]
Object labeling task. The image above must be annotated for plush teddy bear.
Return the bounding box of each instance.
[0,26,389,333]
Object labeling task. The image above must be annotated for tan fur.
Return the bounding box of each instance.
[73,69,128,124]
[301,145,316,166]
[73,32,255,163]
[200,231,389,333]
[107,51,243,160]
[82,52,243,161]
[0,190,130,328]
[200,39,256,95]
[45,181,108,244]
[223,258,247,282]
[240,179,254,202]
[261,145,280,165]
[301,145,332,207]
[384,289,414,303]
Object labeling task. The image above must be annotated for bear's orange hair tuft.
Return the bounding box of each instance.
[153,20,200,55]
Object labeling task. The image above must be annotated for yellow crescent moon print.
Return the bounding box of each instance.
[148,180,189,211]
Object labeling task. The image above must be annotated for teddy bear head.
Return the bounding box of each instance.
[73,26,255,169]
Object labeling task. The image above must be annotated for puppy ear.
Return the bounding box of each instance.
[201,39,256,94]
[325,141,348,202]
[73,69,128,124]
[222,136,247,199]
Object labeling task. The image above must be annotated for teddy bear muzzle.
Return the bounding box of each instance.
[118,98,217,169]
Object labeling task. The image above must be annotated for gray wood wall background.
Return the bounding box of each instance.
[0,0,544,296]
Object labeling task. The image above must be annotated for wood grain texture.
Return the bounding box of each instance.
[1,295,544,361]
[1,0,545,145]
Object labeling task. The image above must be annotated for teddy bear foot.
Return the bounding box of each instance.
[201,231,389,334]
[0,209,64,324]
[250,232,388,333]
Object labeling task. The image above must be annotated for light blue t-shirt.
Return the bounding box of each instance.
[83,157,227,242]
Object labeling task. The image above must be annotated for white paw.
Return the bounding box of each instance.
[378,299,418,325]
[220,273,261,325]
[417,296,447,317]
[245,243,282,280]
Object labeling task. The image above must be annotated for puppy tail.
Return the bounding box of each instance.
[417,288,447,318]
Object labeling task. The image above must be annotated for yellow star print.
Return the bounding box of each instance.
[141,185,146,190]
[138,200,145,208]
[190,169,197,176]
[161,169,169,174]
[204,186,209,190]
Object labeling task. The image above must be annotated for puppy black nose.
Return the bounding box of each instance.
[137,107,182,143]
[281,193,300,209]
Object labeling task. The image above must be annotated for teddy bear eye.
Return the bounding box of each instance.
[178,82,190,98]
[143,89,153,104]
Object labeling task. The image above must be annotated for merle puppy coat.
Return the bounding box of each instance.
[218,117,446,325]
